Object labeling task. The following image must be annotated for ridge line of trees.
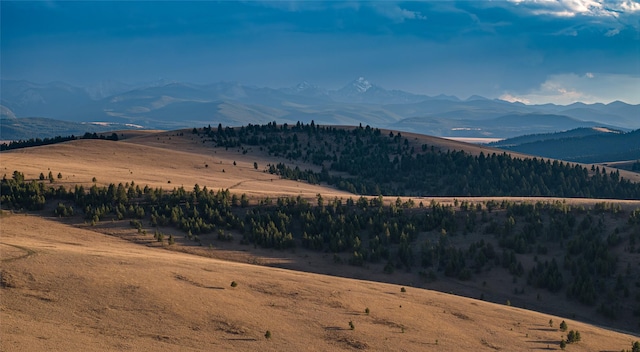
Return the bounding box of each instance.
[0,132,119,151]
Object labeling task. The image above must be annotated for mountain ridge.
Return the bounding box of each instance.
[2,78,638,140]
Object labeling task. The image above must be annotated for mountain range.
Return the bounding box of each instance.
[1,77,639,140]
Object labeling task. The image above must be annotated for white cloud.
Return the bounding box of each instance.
[508,0,637,17]
[620,0,640,12]
[501,73,640,105]
[371,3,426,22]
[499,93,531,104]
[605,28,621,36]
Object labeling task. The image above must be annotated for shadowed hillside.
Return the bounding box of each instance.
[2,214,639,351]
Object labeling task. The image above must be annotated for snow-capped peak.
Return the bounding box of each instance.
[353,76,372,93]
[295,81,313,91]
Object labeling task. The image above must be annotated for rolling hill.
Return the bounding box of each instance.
[492,128,640,163]
[2,124,640,340]
[3,214,638,351]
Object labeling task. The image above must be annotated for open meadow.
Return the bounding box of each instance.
[2,128,640,351]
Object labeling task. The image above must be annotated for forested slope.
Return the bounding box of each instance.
[194,122,640,199]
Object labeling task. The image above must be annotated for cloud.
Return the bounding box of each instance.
[370,3,426,22]
[499,93,531,104]
[507,0,629,18]
[620,0,640,12]
[605,28,620,36]
[2,1,638,104]
[501,73,640,105]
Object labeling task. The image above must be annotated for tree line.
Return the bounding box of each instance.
[3,170,639,325]
[193,122,640,199]
[0,132,119,151]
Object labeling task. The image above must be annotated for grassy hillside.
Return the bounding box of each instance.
[2,214,639,351]
[2,123,640,334]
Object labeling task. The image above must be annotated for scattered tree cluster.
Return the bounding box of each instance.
[0,132,119,151]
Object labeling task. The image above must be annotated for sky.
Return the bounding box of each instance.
[1,0,639,105]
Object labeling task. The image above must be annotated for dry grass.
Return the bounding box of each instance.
[2,214,638,352]
[0,135,352,200]
[2,129,640,351]
[3,129,638,204]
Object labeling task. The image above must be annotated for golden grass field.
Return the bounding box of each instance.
[2,214,639,351]
[2,129,640,351]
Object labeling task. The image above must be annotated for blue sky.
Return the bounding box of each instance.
[2,0,639,104]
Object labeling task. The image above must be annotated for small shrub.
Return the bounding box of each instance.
[264,330,271,339]
[365,307,370,315]
[230,281,238,287]
[349,321,355,330]
[560,339,566,350]
[559,320,568,332]
[548,319,553,327]
[400,287,406,293]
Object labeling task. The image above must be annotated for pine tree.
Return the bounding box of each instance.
[559,320,567,332]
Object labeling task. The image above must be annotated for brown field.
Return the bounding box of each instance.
[2,214,639,351]
[2,129,640,351]
[3,128,639,200]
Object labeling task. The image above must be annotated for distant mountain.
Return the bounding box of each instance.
[383,98,533,121]
[0,117,142,141]
[532,101,640,129]
[85,80,138,100]
[491,128,640,163]
[1,78,638,140]
[390,113,620,138]
[279,81,329,99]
[1,80,93,120]
[0,105,17,120]
[329,77,429,104]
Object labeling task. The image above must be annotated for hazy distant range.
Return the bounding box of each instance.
[1,77,639,141]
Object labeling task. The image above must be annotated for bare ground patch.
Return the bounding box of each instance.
[211,318,248,336]
[173,273,225,290]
